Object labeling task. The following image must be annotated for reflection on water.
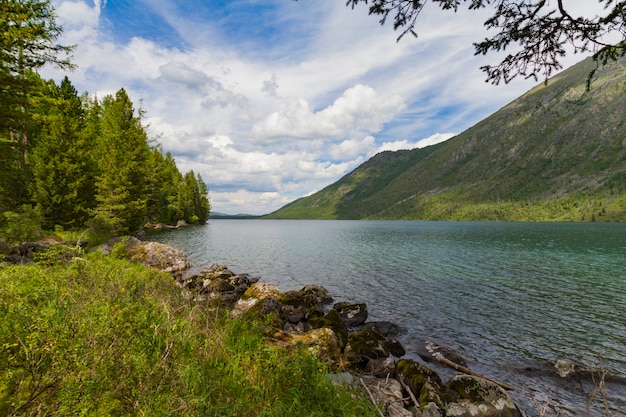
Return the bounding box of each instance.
[150,220,626,416]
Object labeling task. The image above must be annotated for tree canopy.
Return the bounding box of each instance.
[1,0,211,242]
[346,0,626,84]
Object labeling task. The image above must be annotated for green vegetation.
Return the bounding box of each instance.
[0,249,377,416]
[1,1,210,243]
[267,53,626,221]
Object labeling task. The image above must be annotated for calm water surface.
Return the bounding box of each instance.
[150,220,626,416]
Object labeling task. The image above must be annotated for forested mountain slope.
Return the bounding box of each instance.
[267,54,626,221]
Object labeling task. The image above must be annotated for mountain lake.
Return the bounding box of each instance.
[150,219,626,416]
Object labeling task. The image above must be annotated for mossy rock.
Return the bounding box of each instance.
[333,302,368,327]
[419,380,445,410]
[278,289,323,323]
[444,375,522,417]
[395,359,442,399]
[244,296,285,329]
[344,327,390,367]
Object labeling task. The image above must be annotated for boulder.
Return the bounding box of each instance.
[344,327,393,368]
[233,281,280,314]
[130,241,192,277]
[301,285,333,304]
[367,321,403,338]
[310,309,350,350]
[199,272,251,306]
[333,302,368,327]
[277,286,332,324]
[444,374,522,417]
[395,359,443,406]
[289,327,343,367]
[417,341,468,368]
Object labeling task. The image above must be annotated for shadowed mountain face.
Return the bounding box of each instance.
[268,54,626,221]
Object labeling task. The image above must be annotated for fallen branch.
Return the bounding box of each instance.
[432,353,515,391]
[360,377,385,417]
[398,374,419,408]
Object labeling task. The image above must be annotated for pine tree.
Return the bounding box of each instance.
[146,147,183,225]
[93,89,151,234]
[29,77,96,229]
[0,0,74,213]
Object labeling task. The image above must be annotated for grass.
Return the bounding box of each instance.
[0,248,378,416]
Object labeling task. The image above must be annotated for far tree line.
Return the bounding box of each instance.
[1,0,209,244]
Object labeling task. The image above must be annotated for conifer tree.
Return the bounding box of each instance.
[146,147,183,225]
[29,77,96,229]
[0,0,74,213]
[93,89,151,234]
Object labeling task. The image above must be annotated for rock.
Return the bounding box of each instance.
[344,327,392,368]
[278,286,331,324]
[333,302,368,327]
[233,281,280,314]
[395,359,443,404]
[89,235,141,255]
[422,402,443,417]
[367,321,403,337]
[131,241,192,277]
[444,374,522,417]
[417,341,468,368]
[389,338,406,358]
[360,377,413,417]
[200,263,235,279]
[243,295,286,330]
[301,285,333,304]
[309,309,350,350]
[366,357,397,377]
[199,272,251,306]
[289,327,343,367]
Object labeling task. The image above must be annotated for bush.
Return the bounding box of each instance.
[0,205,43,246]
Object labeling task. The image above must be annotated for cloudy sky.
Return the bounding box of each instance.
[44,0,603,215]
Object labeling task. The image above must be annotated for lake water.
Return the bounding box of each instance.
[150,220,626,416]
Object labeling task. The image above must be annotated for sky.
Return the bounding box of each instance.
[43,0,606,215]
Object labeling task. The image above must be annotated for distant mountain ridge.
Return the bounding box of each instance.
[266,53,626,221]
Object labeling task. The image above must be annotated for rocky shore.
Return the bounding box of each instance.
[5,237,622,416]
[99,237,521,417]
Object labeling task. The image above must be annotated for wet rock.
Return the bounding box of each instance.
[444,374,522,417]
[301,285,333,304]
[415,341,468,368]
[333,302,368,327]
[366,321,403,338]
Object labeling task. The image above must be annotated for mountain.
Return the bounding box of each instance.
[266,54,626,221]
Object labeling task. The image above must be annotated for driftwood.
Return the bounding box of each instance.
[431,353,515,391]
[360,377,385,417]
[397,374,419,407]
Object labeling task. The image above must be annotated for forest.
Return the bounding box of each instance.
[0,0,210,247]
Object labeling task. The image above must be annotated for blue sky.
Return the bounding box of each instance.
[45,0,600,214]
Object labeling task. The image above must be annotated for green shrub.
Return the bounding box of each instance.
[0,205,43,246]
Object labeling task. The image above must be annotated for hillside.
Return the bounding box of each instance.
[267,54,626,221]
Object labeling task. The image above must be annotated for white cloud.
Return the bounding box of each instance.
[252,85,405,143]
[43,0,609,215]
